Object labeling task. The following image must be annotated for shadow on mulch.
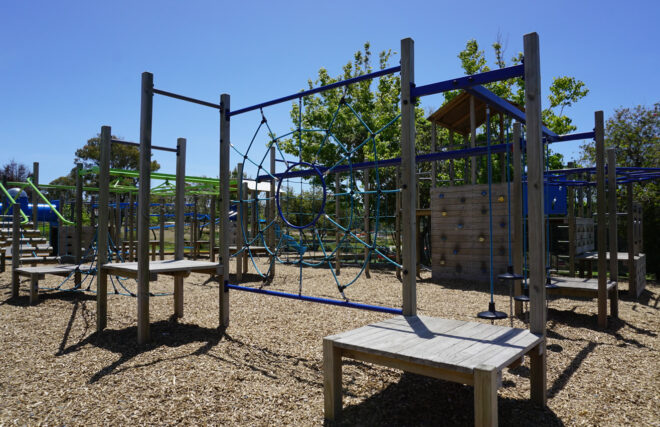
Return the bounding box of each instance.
[0,288,97,307]
[325,372,563,427]
[59,318,225,384]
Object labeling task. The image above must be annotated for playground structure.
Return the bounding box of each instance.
[3,32,660,426]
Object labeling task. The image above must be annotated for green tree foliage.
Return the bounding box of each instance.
[580,103,659,278]
[49,134,161,188]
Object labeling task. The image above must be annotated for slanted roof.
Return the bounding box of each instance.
[427,91,521,136]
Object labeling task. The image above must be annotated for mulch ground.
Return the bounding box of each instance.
[0,258,658,426]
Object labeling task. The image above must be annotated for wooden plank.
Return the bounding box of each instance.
[607,148,618,318]
[512,123,523,315]
[29,274,38,305]
[75,162,83,286]
[474,364,498,427]
[400,38,416,316]
[219,93,231,327]
[523,32,547,406]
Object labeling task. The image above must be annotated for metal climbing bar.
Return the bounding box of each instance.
[412,64,524,99]
[152,88,221,110]
[228,65,401,117]
[226,284,403,315]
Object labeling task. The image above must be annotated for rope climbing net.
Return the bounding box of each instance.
[230,87,402,300]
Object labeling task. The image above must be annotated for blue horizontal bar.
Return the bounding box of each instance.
[226,284,402,315]
[552,131,595,143]
[412,64,524,99]
[229,65,401,117]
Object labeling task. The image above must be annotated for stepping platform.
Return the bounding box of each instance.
[102,259,221,279]
[323,315,544,426]
[548,276,617,298]
[13,264,79,304]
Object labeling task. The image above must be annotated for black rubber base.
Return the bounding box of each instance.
[498,265,524,281]
[545,277,559,289]
[477,302,508,320]
[514,294,530,302]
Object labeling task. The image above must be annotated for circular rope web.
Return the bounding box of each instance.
[231,95,401,299]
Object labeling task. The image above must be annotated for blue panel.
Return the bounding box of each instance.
[522,182,568,216]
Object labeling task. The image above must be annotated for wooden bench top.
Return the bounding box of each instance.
[102,259,222,279]
[547,276,617,298]
[15,264,79,277]
[326,315,543,375]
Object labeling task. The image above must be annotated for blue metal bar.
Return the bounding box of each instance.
[228,66,401,117]
[552,131,595,142]
[412,64,524,99]
[226,284,403,315]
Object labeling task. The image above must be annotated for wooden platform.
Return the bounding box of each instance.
[13,264,80,304]
[548,276,617,298]
[574,252,646,298]
[324,315,544,426]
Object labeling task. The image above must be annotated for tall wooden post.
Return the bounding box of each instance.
[137,71,154,344]
[395,167,402,280]
[334,173,341,276]
[242,182,249,274]
[524,32,547,406]
[159,198,165,260]
[431,122,437,188]
[363,168,371,278]
[567,162,576,277]
[96,126,111,332]
[74,163,83,285]
[129,192,135,261]
[32,162,39,227]
[115,193,121,246]
[192,195,199,260]
[236,163,244,281]
[219,93,231,327]
[626,183,636,295]
[512,123,523,315]
[595,111,607,329]
[400,37,417,316]
[269,146,276,279]
[174,138,186,318]
[607,148,618,317]
[448,131,455,183]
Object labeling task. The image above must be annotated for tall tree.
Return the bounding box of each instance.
[1,160,31,182]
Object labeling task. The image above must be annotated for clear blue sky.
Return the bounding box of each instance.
[1,0,658,184]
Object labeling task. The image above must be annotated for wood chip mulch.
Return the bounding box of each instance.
[0,259,658,426]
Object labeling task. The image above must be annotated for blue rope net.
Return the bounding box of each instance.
[230,93,401,300]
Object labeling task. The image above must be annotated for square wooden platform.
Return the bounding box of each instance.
[323,315,544,426]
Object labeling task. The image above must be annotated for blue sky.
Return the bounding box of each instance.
[1,0,658,184]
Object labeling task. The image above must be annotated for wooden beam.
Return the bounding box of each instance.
[474,364,498,427]
[137,71,153,344]
[567,162,576,277]
[595,111,607,328]
[96,126,111,332]
[470,95,477,185]
[323,339,342,421]
[209,195,216,262]
[159,198,165,260]
[523,32,547,406]
[174,138,186,318]
[219,93,231,327]
[75,162,83,286]
[626,183,636,295]
[431,122,437,188]
[400,37,417,316]
[607,148,618,318]
[11,201,20,298]
[269,146,276,280]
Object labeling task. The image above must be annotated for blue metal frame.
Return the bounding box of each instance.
[226,284,403,315]
[412,64,524,99]
[228,65,401,117]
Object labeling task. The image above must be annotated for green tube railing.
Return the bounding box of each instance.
[26,177,74,225]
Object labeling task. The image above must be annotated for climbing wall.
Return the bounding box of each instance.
[574,218,595,255]
[431,184,509,282]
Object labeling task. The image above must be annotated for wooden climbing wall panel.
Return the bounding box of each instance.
[431,184,509,282]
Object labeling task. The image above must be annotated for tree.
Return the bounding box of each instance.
[579,103,659,278]
[1,160,31,182]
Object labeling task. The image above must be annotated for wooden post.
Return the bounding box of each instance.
[626,183,635,295]
[448,130,455,184]
[219,93,231,327]
[74,163,83,285]
[395,166,402,280]
[192,195,199,260]
[363,168,371,278]
[137,71,153,344]
[499,115,506,183]
[236,163,244,281]
[269,146,276,279]
[400,37,417,316]
[32,162,39,227]
[607,148,618,317]
[96,126,111,332]
[474,364,498,427]
[567,163,576,277]
[470,95,477,185]
[334,173,341,276]
[323,339,342,421]
[524,32,547,406]
[128,192,135,261]
[115,193,121,247]
[209,195,216,262]
[174,138,186,318]
[159,198,165,260]
[512,123,523,315]
[11,201,20,298]
[431,122,437,188]
[595,111,607,329]
[29,275,38,305]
